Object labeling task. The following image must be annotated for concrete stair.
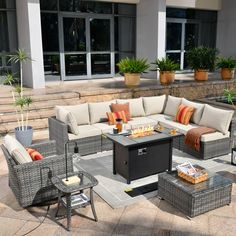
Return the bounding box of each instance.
[0,88,81,136]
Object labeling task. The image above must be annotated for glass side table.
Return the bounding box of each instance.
[51,171,98,231]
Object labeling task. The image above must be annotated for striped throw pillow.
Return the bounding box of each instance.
[106,111,128,125]
[175,104,195,125]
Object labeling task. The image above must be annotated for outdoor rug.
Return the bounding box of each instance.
[73,149,232,209]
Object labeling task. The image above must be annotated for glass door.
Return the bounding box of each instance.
[166,18,200,70]
[59,14,113,80]
[62,16,87,79]
[90,17,113,76]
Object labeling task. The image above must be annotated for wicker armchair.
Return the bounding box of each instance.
[1,140,73,207]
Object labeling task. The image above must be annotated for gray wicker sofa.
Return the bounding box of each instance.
[1,140,73,207]
[48,95,234,160]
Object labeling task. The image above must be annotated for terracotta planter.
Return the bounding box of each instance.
[159,71,175,85]
[194,70,208,81]
[124,73,141,87]
[221,68,235,80]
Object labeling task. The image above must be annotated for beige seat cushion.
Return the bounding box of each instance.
[201,131,230,142]
[181,98,205,124]
[117,98,145,118]
[3,135,32,164]
[142,95,166,116]
[128,117,157,129]
[148,114,230,142]
[93,122,115,134]
[89,100,115,124]
[199,104,234,134]
[68,125,101,140]
[56,103,90,125]
[164,95,182,117]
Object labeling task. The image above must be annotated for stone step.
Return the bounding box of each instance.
[0,118,49,135]
[0,91,80,105]
[0,87,83,135]
[0,98,82,113]
[0,109,55,123]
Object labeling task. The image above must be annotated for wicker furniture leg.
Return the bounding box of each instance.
[55,190,62,218]
[66,194,72,231]
[90,187,98,222]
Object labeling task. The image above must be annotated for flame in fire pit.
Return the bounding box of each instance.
[130,125,155,138]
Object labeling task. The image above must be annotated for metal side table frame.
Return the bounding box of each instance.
[51,171,98,231]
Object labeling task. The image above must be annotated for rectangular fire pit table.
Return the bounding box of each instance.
[105,131,181,184]
[158,169,232,218]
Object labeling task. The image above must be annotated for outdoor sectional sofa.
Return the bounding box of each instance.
[48,95,235,160]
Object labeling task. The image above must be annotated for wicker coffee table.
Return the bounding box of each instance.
[158,169,232,218]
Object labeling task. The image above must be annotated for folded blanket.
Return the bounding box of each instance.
[184,127,216,151]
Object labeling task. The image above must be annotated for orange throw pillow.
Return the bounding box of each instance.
[106,111,128,125]
[26,148,44,161]
[175,104,195,125]
[111,103,130,121]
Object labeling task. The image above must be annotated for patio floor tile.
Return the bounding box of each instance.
[112,206,157,235]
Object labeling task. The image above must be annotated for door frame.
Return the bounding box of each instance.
[166,18,201,70]
[58,12,114,81]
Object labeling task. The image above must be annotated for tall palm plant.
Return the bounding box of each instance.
[8,49,31,99]
[4,49,33,131]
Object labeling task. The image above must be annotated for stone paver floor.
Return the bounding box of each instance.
[0,148,236,236]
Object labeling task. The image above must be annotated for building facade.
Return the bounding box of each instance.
[0,0,235,88]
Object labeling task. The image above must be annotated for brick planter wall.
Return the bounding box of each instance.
[80,80,236,102]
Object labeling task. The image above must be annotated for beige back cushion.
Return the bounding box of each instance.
[117,98,145,118]
[164,95,182,117]
[199,104,234,134]
[4,135,32,164]
[89,100,115,124]
[55,107,79,134]
[142,95,166,115]
[181,98,205,124]
[56,103,90,126]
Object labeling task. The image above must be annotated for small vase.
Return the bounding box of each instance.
[15,126,33,147]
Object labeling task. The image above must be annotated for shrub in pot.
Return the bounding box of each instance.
[117,58,149,87]
[186,46,218,81]
[4,49,33,146]
[153,58,179,85]
[217,57,236,80]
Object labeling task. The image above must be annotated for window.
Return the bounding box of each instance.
[59,0,112,14]
[40,0,136,80]
[0,0,17,75]
[166,8,217,70]
[40,0,57,11]
[41,13,59,52]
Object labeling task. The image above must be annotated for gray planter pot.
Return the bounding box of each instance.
[15,126,33,147]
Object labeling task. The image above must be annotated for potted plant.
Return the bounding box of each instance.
[153,58,179,85]
[186,46,218,81]
[117,58,149,87]
[4,49,33,146]
[217,57,236,80]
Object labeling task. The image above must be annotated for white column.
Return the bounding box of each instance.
[136,0,166,79]
[16,0,45,88]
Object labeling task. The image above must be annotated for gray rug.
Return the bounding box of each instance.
[74,149,233,209]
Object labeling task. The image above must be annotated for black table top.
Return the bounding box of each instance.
[105,128,183,147]
[159,169,232,196]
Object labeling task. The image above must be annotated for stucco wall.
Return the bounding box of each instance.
[217,0,236,58]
